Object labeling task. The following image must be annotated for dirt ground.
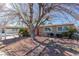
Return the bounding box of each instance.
[0,36,79,56]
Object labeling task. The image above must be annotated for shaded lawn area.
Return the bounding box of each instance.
[0,36,79,56]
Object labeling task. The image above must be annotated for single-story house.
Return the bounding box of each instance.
[0,23,75,37]
[35,23,76,36]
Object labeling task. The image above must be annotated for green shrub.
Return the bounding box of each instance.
[62,32,69,38]
[62,27,77,39]
[19,28,30,37]
[68,27,77,39]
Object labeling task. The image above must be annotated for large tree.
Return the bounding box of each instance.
[0,3,57,40]
[0,3,79,43]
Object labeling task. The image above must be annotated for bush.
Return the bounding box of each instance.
[68,27,77,39]
[62,32,69,38]
[62,27,77,39]
[19,28,30,37]
[71,32,79,40]
[56,34,62,38]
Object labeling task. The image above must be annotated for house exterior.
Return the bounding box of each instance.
[0,23,75,37]
[35,23,75,36]
[0,25,21,35]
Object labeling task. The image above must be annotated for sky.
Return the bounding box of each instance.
[45,4,79,27]
[0,3,79,27]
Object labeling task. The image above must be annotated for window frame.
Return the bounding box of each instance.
[44,27,52,32]
[57,26,63,32]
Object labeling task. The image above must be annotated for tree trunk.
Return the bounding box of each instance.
[30,30,35,40]
[30,29,39,45]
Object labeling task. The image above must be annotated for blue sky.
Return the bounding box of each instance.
[0,4,79,27]
[45,5,79,27]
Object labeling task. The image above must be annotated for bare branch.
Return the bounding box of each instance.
[56,5,79,20]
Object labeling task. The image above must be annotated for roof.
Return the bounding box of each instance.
[40,23,74,27]
[0,23,74,29]
[0,25,23,29]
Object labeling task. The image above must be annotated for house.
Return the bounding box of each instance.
[35,23,75,37]
[0,23,75,37]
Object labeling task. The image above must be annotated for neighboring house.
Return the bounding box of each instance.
[0,25,20,35]
[35,23,75,36]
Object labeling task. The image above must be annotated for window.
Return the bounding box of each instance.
[45,27,52,32]
[63,26,68,32]
[58,27,62,32]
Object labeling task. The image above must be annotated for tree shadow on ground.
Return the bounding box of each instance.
[45,43,79,56]
[0,37,27,45]
[38,40,79,56]
[1,37,79,56]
